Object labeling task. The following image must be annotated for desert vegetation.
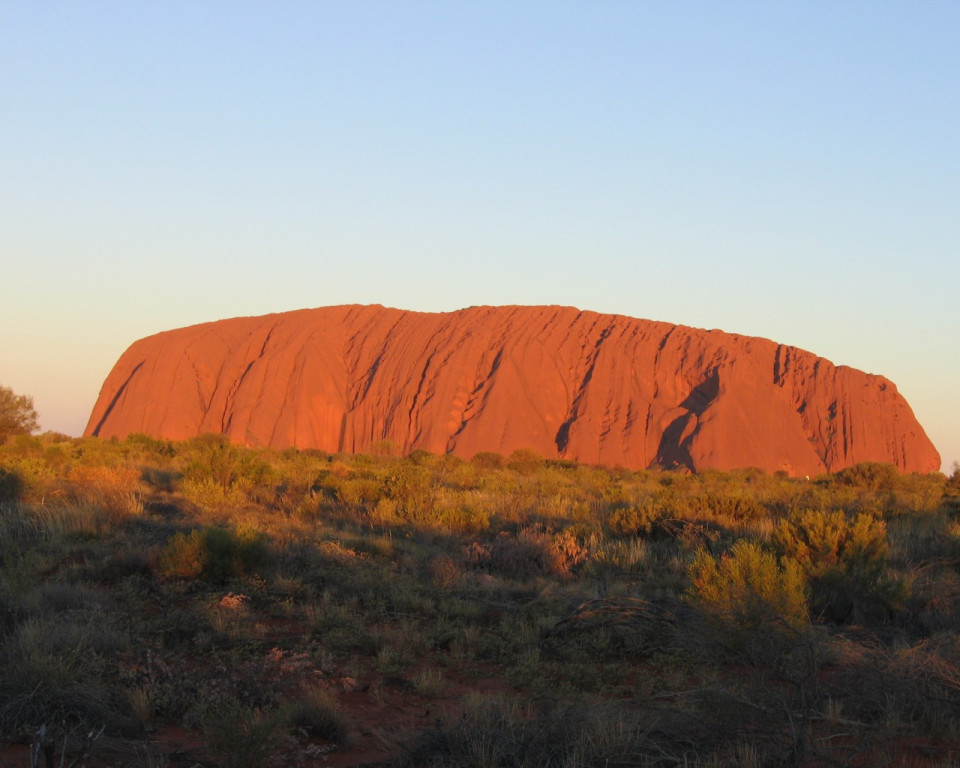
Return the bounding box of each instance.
[1,431,958,766]
[0,386,39,445]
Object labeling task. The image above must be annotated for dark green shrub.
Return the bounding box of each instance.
[202,528,244,584]
[285,687,349,741]
[835,462,899,491]
[160,526,270,584]
[0,466,24,503]
[203,696,283,768]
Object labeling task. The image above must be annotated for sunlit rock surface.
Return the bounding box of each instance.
[85,305,941,475]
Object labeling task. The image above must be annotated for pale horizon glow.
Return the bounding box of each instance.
[1,3,957,472]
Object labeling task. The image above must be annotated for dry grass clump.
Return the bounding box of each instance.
[0,614,128,741]
[65,464,144,516]
[284,686,349,742]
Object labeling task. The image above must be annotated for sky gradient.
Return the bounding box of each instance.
[1,2,957,471]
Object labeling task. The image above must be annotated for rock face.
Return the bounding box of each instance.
[85,305,940,475]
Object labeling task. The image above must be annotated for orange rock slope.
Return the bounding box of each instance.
[85,305,940,475]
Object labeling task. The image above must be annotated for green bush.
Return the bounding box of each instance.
[694,489,767,524]
[688,540,808,632]
[608,501,664,537]
[179,434,271,493]
[384,463,437,522]
[773,509,905,623]
[835,462,899,491]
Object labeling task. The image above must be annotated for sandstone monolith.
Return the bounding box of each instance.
[85,305,941,474]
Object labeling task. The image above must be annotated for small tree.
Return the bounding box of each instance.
[0,385,39,443]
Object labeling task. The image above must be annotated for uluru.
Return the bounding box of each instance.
[85,305,940,475]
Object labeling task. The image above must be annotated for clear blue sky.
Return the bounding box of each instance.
[1,2,957,472]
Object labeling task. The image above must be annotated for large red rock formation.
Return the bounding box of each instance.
[85,305,940,475]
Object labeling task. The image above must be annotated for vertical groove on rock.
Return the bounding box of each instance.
[555,322,615,455]
[89,361,145,437]
[220,322,280,434]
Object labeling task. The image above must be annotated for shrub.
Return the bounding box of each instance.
[0,466,24,503]
[407,448,434,465]
[699,489,767,523]
[160,526,270,583]
[835,462,899,491]
[159,529,206,578]
[688,540,808,632]
[472,451,505,470]
[488,527,555,579]
[181,477,249,511]
[773,509,905,623]
[467,525,591,580]
[285,687,349,742]
[608,501,664,537]
[507,448,545,475]
[0,453,59,500]
[435,503,491,533]
[179,434,271,494]
[384,464,437,522]
[773,509,847,569]
[550,528,591,577]
[203,696,283,768]
[335,475,383,510]
[0,615,123,739]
